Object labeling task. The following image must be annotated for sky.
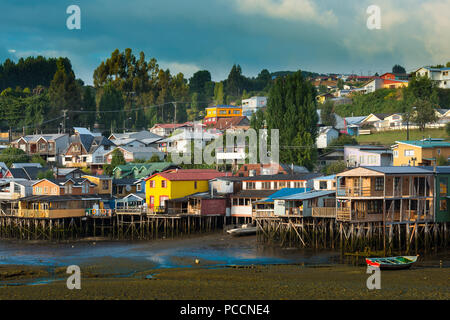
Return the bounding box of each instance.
[1,0,449,85]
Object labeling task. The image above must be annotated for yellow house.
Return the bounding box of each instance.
[204,106,242,125]
[392,139,450,166]
[145,169,227,210]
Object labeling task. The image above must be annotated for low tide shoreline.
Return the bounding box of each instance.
[0,263,449,300]
[0,233,449,299]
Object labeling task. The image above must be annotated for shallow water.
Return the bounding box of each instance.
[0,233,448,287]
[0,234,339,269]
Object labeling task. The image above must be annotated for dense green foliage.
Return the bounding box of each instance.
[0,147,30,167]
[0,56,72,91]
[260,71,319,170]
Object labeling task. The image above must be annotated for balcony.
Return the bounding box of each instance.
[337,187,384,198]
[311,207,336,218]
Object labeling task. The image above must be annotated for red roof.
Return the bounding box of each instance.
[153,122,194,129]
[146,169,229,181]
[212,116,249,130]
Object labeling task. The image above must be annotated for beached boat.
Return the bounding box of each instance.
[365,255,418,270]
[227,224,257,237]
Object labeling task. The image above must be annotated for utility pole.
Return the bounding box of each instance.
[173,102,177,124]
[62,109,68,134]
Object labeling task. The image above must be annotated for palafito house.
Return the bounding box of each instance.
[145,169,228,211]
[16,178,100,218]
[336,166,435,223]
[392,139,450,166]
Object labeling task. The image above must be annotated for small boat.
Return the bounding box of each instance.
[365,255,418,270]
[227,224,257,237]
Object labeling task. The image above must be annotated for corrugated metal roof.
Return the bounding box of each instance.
[240,173,322,181]
[362,166,433,174]
[275,190,335,201]
[258,188,309,202]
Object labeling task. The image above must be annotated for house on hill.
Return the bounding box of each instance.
[10,134,69,163]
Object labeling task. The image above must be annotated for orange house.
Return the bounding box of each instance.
[32,178,96,196]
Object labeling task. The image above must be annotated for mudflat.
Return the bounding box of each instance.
[0,264,448,300]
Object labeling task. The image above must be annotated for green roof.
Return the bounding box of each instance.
[397,139,450,148]
[113,162,176,179]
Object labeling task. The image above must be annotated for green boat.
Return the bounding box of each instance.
[366,255,418,270]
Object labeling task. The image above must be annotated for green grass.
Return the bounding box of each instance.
[356,128,449,146]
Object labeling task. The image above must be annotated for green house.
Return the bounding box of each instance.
[434,167,450,222]
[112,162,178,179]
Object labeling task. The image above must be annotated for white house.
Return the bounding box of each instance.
[316,127,339,149]
[415,67,450,89]
[241,96,267,117]
[361,78,384,93]
[159,130,220,154]
[104,146,165,163]
[313,175,336,191]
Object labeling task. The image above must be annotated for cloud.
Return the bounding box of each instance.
[231,0,338,26]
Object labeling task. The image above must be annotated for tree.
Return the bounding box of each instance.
[265,71,319,169]
[323,161,347,175]
[189,70,211,97]
[0,147,30,167]
[48,58,82,129]
[406,75,437,102]
[392,65,406,74]
[446,122,450,136]
[98,82,124,133]
[320,101,336,127]
[214,82,224,105]
[80,86,96,127]
[318,84,328,94]
[147,154,161,163]
[103,148,126,176]
[31,155,46,167]
[337,79,344,90]
[225,65,245,97]
[447,62,450,68]
[411,98,438,131]
[37,170,54,180]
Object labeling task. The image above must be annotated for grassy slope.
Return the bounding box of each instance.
[356,128,449,146]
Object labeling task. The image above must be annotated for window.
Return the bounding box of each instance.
[43,187,48,194]
[194,181,197,189]
[439,178,448,197]
[136,184,141,192]
[160,196,169,207]
[102,180,109,190]
[279,182,286,189]
[440,200,447,211]
[375,177,384,191]
[261,182,271,189]
[393,150,398,158]
[294,181,304,188]
[161,180,167,188]
[437,149,441,155]
[149,196,154,207]
[246,182,255,190]
[39,143,46,151]
[394,177,401,191]
[404,150,415,156]
[368,155,377,165]
[319,181,327,190]
[233,110,240,114]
